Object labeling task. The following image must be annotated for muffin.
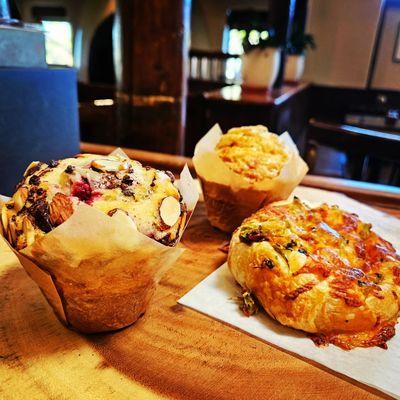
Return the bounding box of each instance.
[228,198,400,349]
[193,124,308,233]
[0,152,197,333]
[215,126,289,182]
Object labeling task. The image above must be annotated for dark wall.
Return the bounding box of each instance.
[0,68,80,195]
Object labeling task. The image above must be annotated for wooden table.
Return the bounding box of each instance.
[204,83,310,106]
[201,83,310,145]
[1,146,399,400]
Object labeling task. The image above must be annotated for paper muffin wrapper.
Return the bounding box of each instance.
[198,177,274,233]
[193,124,308,232]
[0,152,199,333]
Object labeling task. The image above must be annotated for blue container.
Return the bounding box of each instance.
[0,67,80,195]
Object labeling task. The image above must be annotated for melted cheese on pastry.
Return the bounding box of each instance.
[228,198,400,350]
[216,125,289,182]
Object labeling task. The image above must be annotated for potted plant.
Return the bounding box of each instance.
[284,30,315,82]
[241,33,281,90]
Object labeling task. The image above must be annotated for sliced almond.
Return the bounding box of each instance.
[23,161,40,177]
[91,158,130,173]
[49,193,74,226]
[159,196,181,227]
[1,205,9,234]
[7,221,17,246]
[13,187,28,212]
[16,233,26,251]
[109,209,137,230]
[177,212,187,234]
[22,216,36,248]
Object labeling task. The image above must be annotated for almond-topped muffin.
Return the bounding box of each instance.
[0,152,196,334]
[2,154,187,250]
[216,125,289,182]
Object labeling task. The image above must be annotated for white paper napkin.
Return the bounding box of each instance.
[179,186,400,399]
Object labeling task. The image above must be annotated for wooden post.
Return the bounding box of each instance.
[114,0,191,155]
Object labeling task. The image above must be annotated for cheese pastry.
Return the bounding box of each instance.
[228,198,400,349]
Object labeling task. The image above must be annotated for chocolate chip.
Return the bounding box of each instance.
[122,175,133,185]
[145,166,152,171]
[159,233,177,247]
[29,175,40,186]
[120,184,135,196]
[29,199,52,233]
[36,188,44,196]
[122,188,135,197]
[65,165,74,174]
[48,160,59,168]
[6,203,14,209]
[150,177,156,187]
[102,175,118,189]
[27,189,36,201]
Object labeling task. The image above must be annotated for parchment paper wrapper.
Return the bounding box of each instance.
[0,153,198,334]
[193,124,308,232]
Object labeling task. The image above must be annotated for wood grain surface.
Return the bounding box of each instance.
[0,196,398,400]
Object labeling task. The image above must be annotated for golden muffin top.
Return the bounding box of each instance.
[1,154,188,250]
[215,125,289,182]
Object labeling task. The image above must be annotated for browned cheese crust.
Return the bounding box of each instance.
[228,199,400,349]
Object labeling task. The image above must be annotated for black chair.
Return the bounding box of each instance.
[305,119,400,186]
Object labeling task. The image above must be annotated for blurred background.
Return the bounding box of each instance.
[0,0,400,194]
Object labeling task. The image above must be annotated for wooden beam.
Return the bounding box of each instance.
[113,0,191,155]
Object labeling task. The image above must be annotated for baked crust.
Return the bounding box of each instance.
[228,198,400,349]
[215,125,289,182]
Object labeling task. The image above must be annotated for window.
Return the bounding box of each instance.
[42,20,73,66]
[226,28,269,55]
[224,28,269,81]
[223,9,270,81]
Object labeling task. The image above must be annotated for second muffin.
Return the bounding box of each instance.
[193,125,308,232]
